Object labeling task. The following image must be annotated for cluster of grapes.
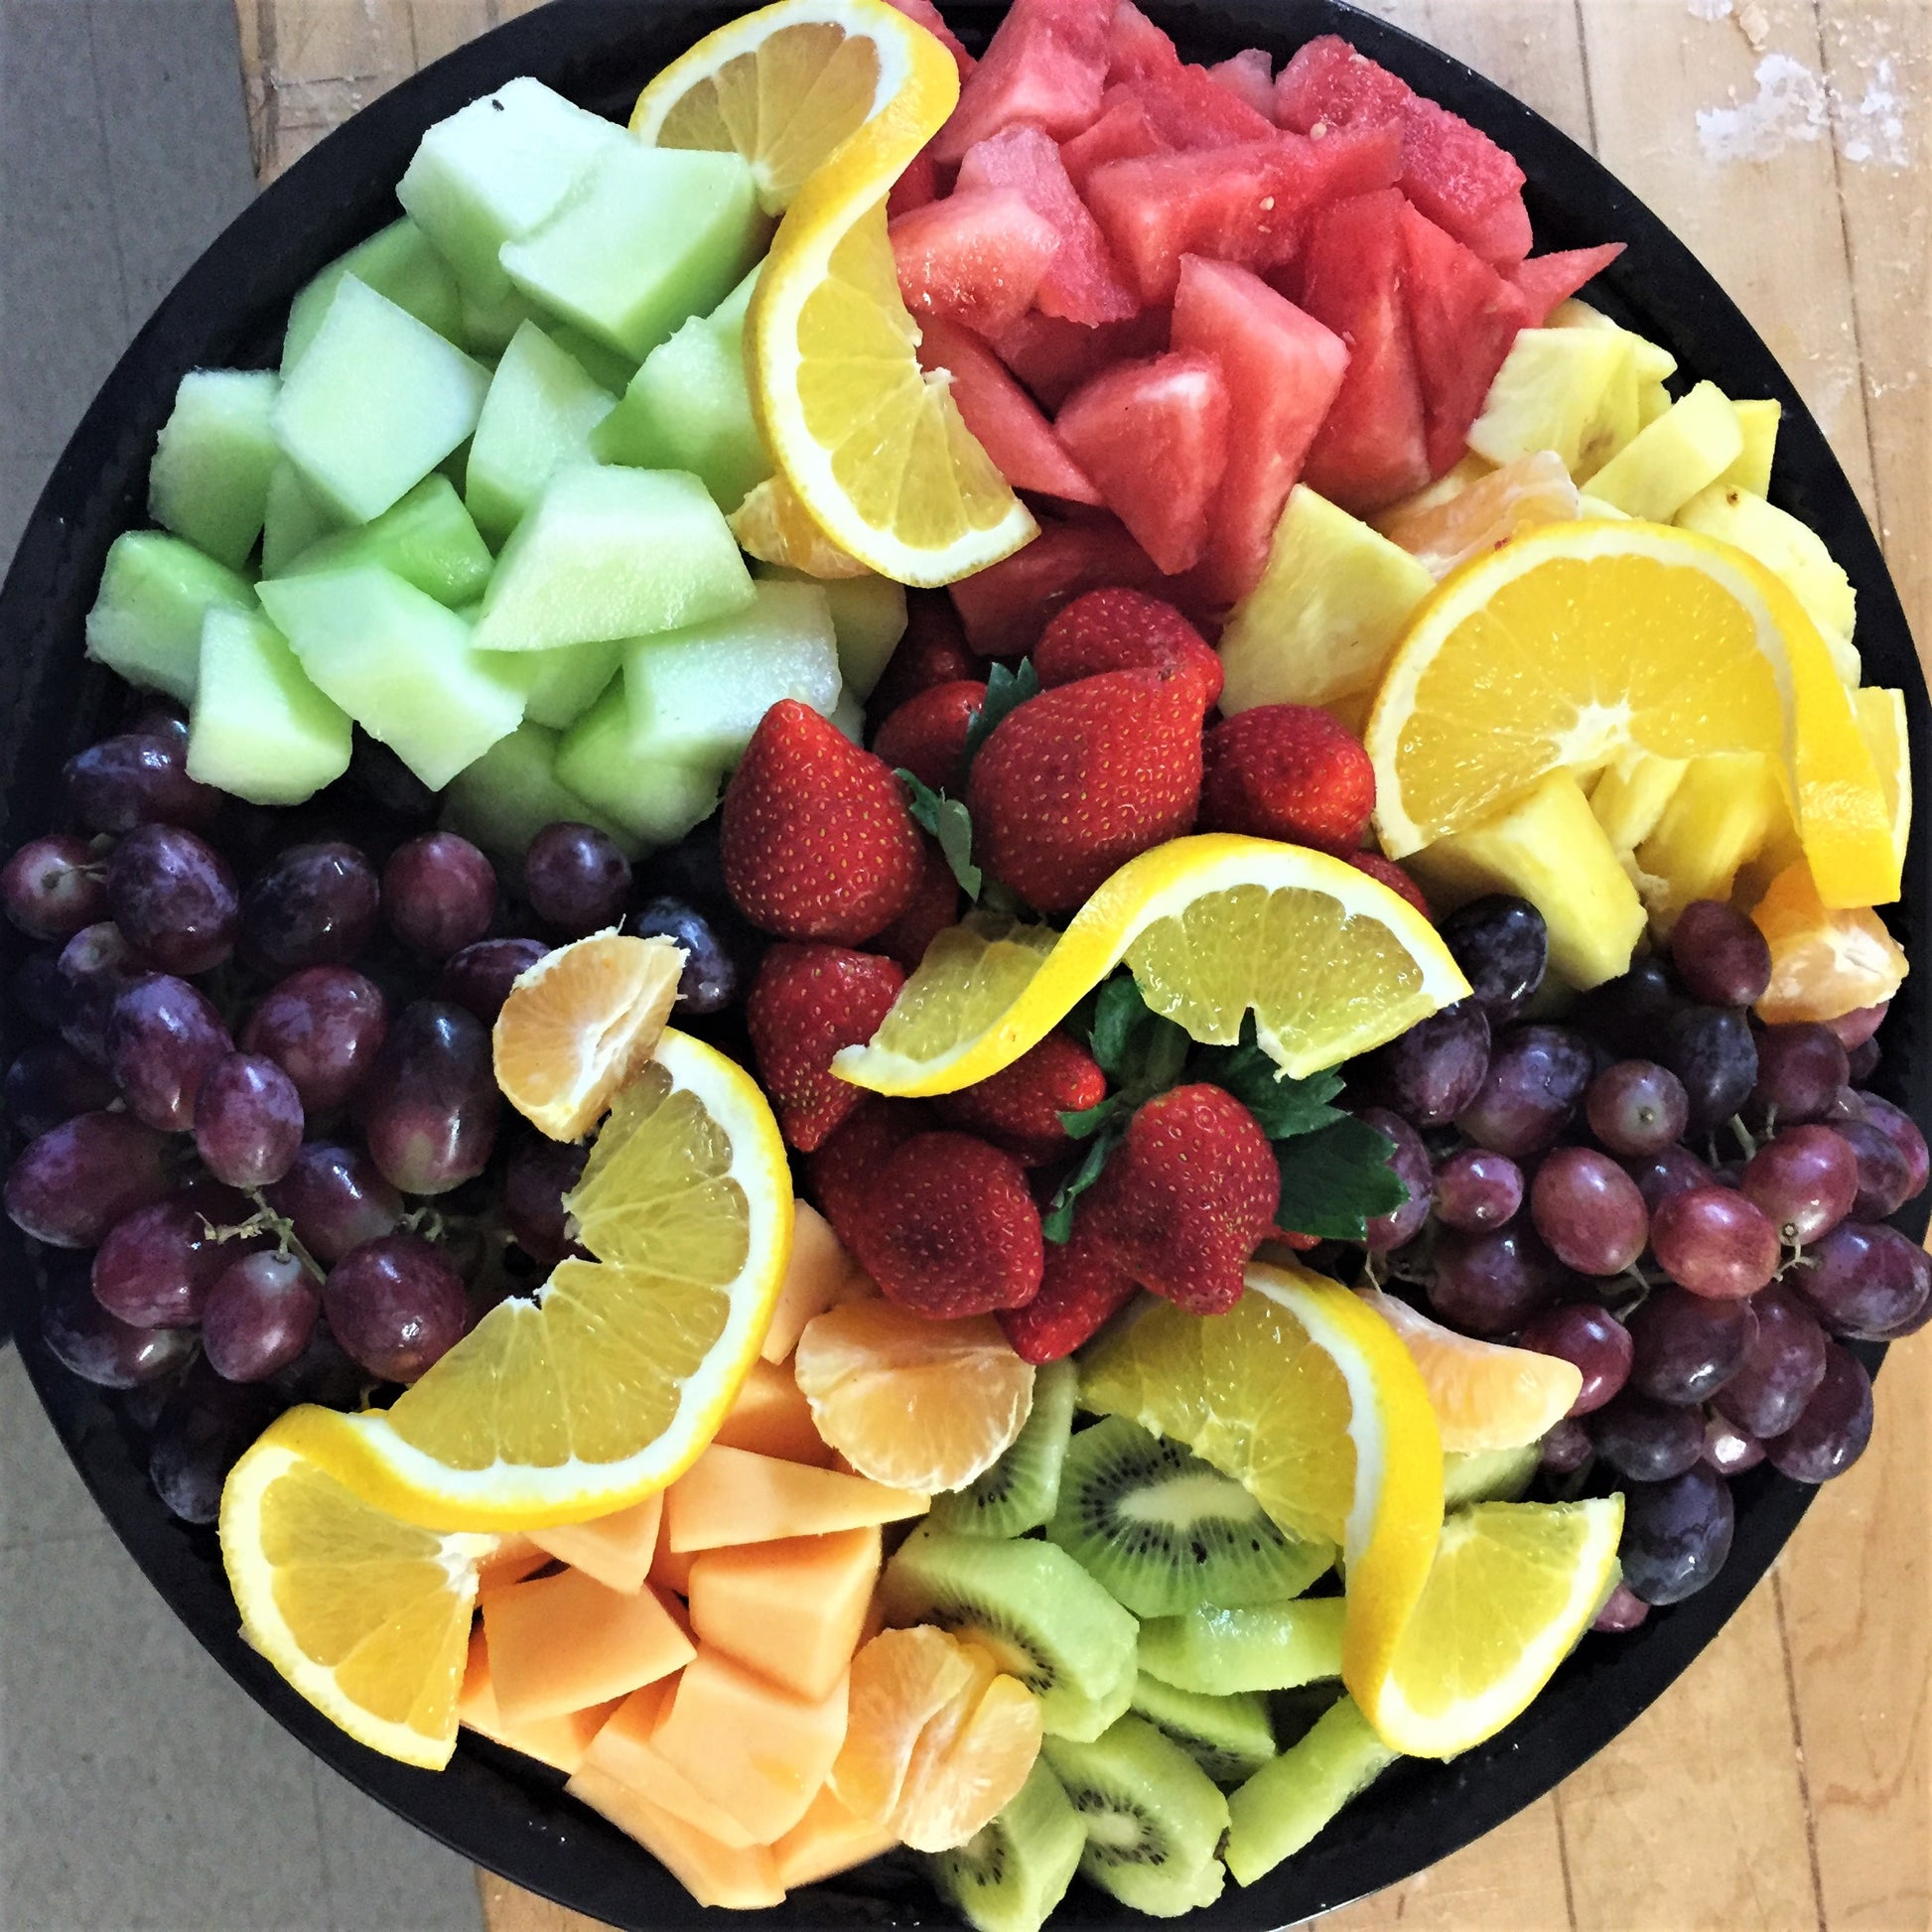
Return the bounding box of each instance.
[1348,893,1928,1626]
[0,704,754,1525]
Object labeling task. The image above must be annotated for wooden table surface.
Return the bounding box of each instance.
[229,1,1932,1925]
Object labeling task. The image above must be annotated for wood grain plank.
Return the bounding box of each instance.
[477,1868,609,1932]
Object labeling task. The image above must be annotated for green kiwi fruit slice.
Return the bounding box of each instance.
[1137,1599,1347,1695]
[1044,1415,1333,1617]
[1443,1441,1540,1508]
[1130,1671,1277,1786]
[931,1357,1079,1538]
[879,1525,1139,1742]
[1042,1715,1231,1917]
[1224,1694,1398,1885]
[929,1757,1087,1932]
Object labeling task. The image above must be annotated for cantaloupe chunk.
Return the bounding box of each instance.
[581,1679,760,1848]
[712,1358,835,1466]
[478,1533,552,1589]
[526,1495,660,1596]
[483,1568,694,1724]
[760,1202,863,1364]
[688,1526,882,1703]
[663,1446,928,1554]
[457,1630,616,1774]
[651,1644,850,1844]
[771,1785,899,1887]
[567,1763,786,1908]
[649,1537,698,1597]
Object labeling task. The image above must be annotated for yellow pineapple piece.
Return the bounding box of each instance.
[1551,301,1680,385]
[1589,752,1687,857]
[1717,400,1781,495]
[1467,328,1640,481]
[1634,751,1797,934]
[1637,380,1674,429]
[1586,381,1743,521]
[1407,770,1646,989]
[1854,686,1912,872]
[1577,492,1632,520]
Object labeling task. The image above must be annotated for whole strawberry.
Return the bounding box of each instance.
[998,1215,1141,1362]
[967,667,1206,914]
[939,1031,1107,1167]
[1199,705,1375,852]
[1035,590,1224,711]
[860,1130,1044,1317]
[747,944,904,1152]
[874,840,961,974]
[1083,1083,1281,1313]
[867,596,978,721]
[807,1096,930,1256]
[872,679,987,794]
[722,700,923,943]
[1345,851,1433,920]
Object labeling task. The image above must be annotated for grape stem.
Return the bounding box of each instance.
[232,1193,325,1282]
[1728,1113,1761,1161]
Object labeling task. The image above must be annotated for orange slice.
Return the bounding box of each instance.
[832,1624,983,1823]
[894,1671,1042,1853]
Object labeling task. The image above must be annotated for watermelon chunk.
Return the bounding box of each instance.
[1512,243,1627,324]
[1085,142,1298,304]
[893,190,1063,337]
[932,0,1111,166]
[1102,4,1277,148]
[883,0,976,78]
[1054,351,1229,573]
[947,517,1168,653]
[954,126,1137,325]
[1274,34,1411,130]
[1170,256,1349,606]
[917,316,1102,505]
[1210,51,1276,118]
[990,309,1171,410]
[1295,190,1431,514]
[888,149,943,219]
[1058,95,1172,192]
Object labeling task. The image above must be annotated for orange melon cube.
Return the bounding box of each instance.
[530,1493,662,1594]
[582,1680,760,1849]
[761,1201,865,1363]
[649,1536,697,1596]
[712,1357,836,1466]
[478,1533,552,1588]
[651,1644,850,1844]
[688,1525,882,1703]
[483,1569,695,1725]
[663,1445,928,1554]
[457,1630,616,1774]
[771,1785,899,1888]
[567,1763,785,1909]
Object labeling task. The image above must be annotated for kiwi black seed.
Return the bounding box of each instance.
[929,1758,1087,1932]
[931,1356,1078,1538]
[1130,1671,1278,1786]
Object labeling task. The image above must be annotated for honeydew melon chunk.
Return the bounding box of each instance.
[828,687,866,744]
[556,681,722,850]
[623,581,840,768]
[186,606,351,804]
[256,565,525,790]
[442,720,641,862]
[282,219,464,370]
[1585,379,1742,522]
[1720,399,1781,495]
[84,531,256,704]
[272,277,490,522]
[483,636,627,731]
[283,474,492,608]
[459,282,541,356]
[464,321,615,546]
[474,465,754,652]
[397,77,626,304]
[260,461,343,576]
[548,325,638,397]
[756,553,913,701]
[148,370,282,568]
[500,143,767,360]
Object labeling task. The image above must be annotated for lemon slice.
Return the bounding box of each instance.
[833,835,1470,1096]
[279,1030,793,1530]
[220,1431,495,1768]
[1367,520,1897,908]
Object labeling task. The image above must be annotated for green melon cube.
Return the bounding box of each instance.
[272,278,490,522]
[396,77,624,304]
[828,686,866,744]
[85,532,256,703]
[283,475,493,607]
[755,562,908,699]
[709,259,762,339]
[500,143,767,360]
[459,281,539,356]
[256,565,525,789]
[464,322,615,545]
[473,465,754,652]
[260,462,344,577]
[186,606,351,804]
[549,325,638,396]
[148,370,282,569]
[555,680,723,849]
[623,580,840,767]
[442,720,642,863]
[282,219,464,370]
[483,636,626,731]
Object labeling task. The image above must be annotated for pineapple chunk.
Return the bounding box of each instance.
[1590,751,1687,856]
[1635,751,1797,934]
[1217,485,1435,713]
[1718,400,1781,495]
[1854,686,1912,873]
[1552,300,1679,385]
[1578,493,1632,520]
[1586,381,1743,521]
[1468,328,1640,482]
[1637,380,1674,429]
[1407,770,1646,988]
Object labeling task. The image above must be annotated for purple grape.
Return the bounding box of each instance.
[359,999,499,1195]
[148,1376,279,1524]
[438,937,549,1026]
[104,823,238,976]
[1822,1085,1868,1125]
[1764,1343,1872,1483]
[1589,1390,1707,1481]
[55,921,147,1063]
[4,1040,118,1139]
[1592,1581,1651,1633]
[1665,1006,1758,1134]
[1847,1035,1881,1082]
[1826,1001,1888,1049]
[1625,1144,1716,1214]
[1649,1185,1779,1300]
[268,1315,369,1409]
[3,833,109,939]
[1355,1106,1431,1251]
[1530,1147,1648,1276]
[40,1275,197,1388]
[525,821,632,935]
[1627,1286,1755,1405]
[1620,1462,1733,1605]
[1578,959,1683,1062]
[1366,1003,1490,1127]
[106,973,234,1131]
[239,966,389,1113]
[1855,1092,1929,1200]
[1517,1302,1633,1415]
[1711,1284,1828,1439]
[4,1111,173,1247]
[1540,1417,1594,1474]
[1427,1224,1566,1335]
[194,1052,305,1189]
[503,1136,590,1266]
[1433,1148,1523,1232]
[1747,1023,1848,1127]
[628,898,746,1016]
[1454,1025,1592,1159]
[1437,896,1547,1024]
[1585,1060,1689,1156]
[241,841,380,972]
[324,1233,468,1382]
[1788,1221,1932,1340]
[90,1183,261,1327]
[202,1249,323,1382]
[15,949,69,1035]
[1739,1125,1859,1245]
[1835,1118,1915,1220]
[64,730,219,834]
[382,832,497,960]
[1703,1411,1765,1475]
[1669,898,1771,1008]
[264,1143,404,1265]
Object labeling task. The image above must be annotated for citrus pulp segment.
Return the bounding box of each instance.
[832,836,1471,1095]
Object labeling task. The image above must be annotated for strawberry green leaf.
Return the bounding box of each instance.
[1272,1115,1410,1241]
[1042,1117,1125,1243]
[961,658,1039,774]
[1089,975,1186,1090]
[1059,1094,1127,1142]
[1197,1021,1347,1141]
[897,769,982,898]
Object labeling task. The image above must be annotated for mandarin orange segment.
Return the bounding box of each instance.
[830,1625,981,1824]
[894,1670,1043,1853]
[1749,860,1909,1025]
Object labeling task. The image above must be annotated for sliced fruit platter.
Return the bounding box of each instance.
[0,0,1925,1926]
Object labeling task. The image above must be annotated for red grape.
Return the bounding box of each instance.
[1367,1003,1490,1126]
[203,1249,323,1382]
[1437,896,1548,1024]
[1788,1221,1932,1340]
[1702,1411,1765,1474]
[382,832,497,960]
[1765,1343,1872,1483]
[438,937,549,1025]
[5,1111,173,1247]
[1747,1023,1847,1126]
[1530,1147,1648,1276]
[1540,1417,1594,1473]
[1856,1092,1929,1200]
[1358,1106,1432,1252]
[240,966,389,1113]
[56,920,147,1064]
[324,1233,468,1382]
[628,898,747,1016]
[503,1136,590,1266]
[359,999,499,1195]
[1627,1286,1755,1405]
[1433,1148,1523,1231]
[1711,1284,1828,1439]
[1591,1581,1651,1632]
[1585,1059,1689,1156]
[1589,1390,1706,1481]
[1516,1302,1633,1415]
[1579,958,1682,1061]
[107,973,234,1130]
[1665,1006,1758,1133]
[3,834,108,939]
[1625,1144,1716,1214]
[1619,1461,1733,1604]
[526,822,632,935]
[1427,1224,1566,1334]
[264,1143,403,1264]
[1454,1025,1592,1158]
[240,841,380,972]
[1739,1124,1860,1244]
[64,730,218,834]
[1669,898,1771,1007]
[1825,1001,1887,1049]
[4,1041,118,1139]
[90,1184,262,1327]
[41,1272,198,1388]
[1835,1118,1916,1220]
[194,1052,305,1189]
[105,823,238,975]
[1649,1185,1779,1299]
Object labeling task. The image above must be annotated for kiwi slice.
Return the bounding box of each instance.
[1045,1415,1332,1618]
[1130,1671,1277,1787]
[932,1357,1079,1538]
[879,1525,1139,1742]
[1443,1441,1540,1508]
[1042,1715,1231,1917]
[929,1757,1087,1932]
[1224,1694,1398,1886]
[1138,1599,1347,1695]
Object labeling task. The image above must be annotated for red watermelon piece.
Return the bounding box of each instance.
[1104,0,1177,81]
[955,125,1138,325]
[883,0,976,78]
[1210,50,1276,118]
[948,516,1170,654]
[1294,117,1405,207]
[1511,242,1627,323]
[1170,255,1349,606]
[1102,3,1277,148]
[892,190,1063,338]
[1274,33,1411,129]
[888,148,943,219]
[1059,94,1172,191]
[1055,351,1231,573]
[917,316,1103,505]
[932,0,1112,165]
[989,309,1171,410]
